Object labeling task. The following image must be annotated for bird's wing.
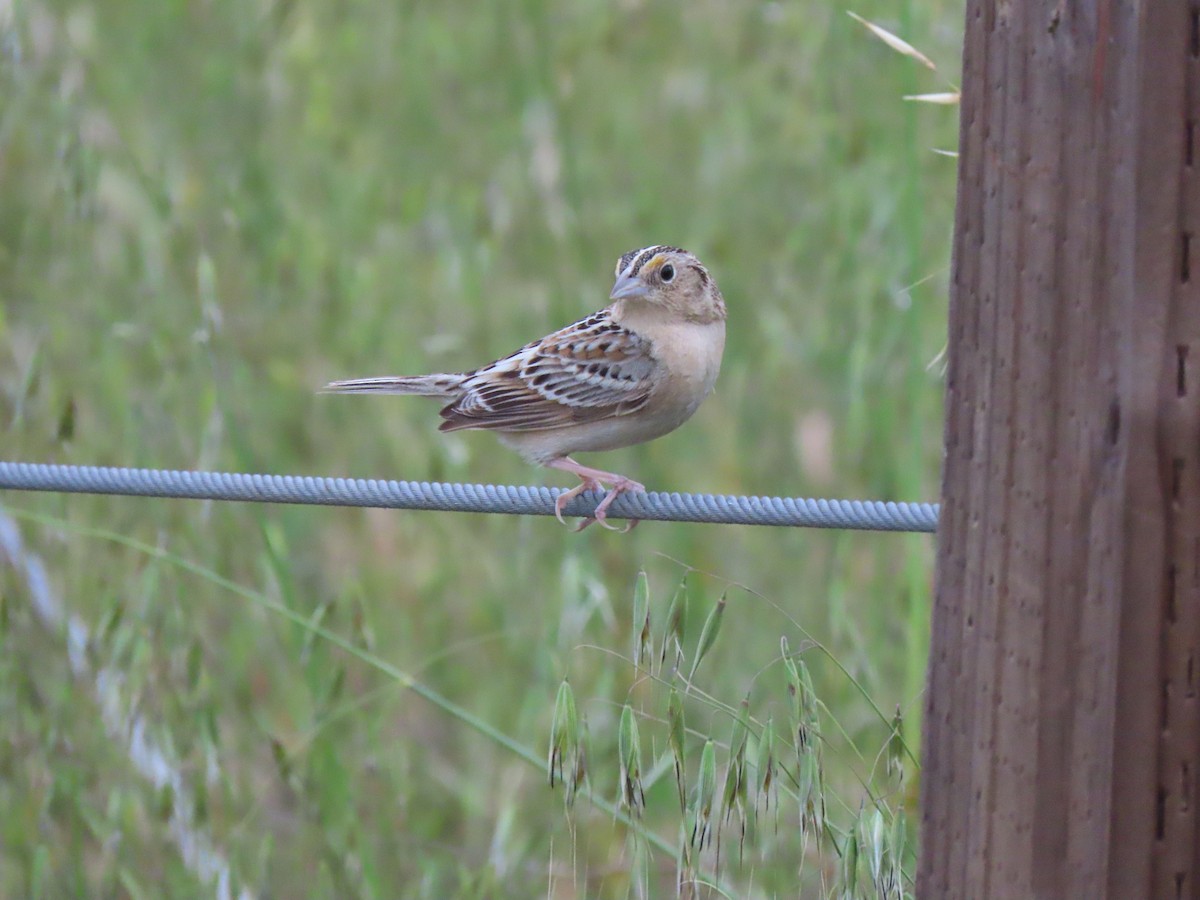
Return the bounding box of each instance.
[438,309,658,432]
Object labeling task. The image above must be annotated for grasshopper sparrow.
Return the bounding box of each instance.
[324,246,726,530]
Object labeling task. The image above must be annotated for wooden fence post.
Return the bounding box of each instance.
[918,1,1200,895]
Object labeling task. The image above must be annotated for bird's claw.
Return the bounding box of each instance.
[573,478,644,532]
[554,479,603,526]
[580,516,639,533]
[574,514,636,533]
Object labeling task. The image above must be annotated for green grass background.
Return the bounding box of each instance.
[0,0,960,896]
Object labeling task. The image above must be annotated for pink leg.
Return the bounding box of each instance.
[547,457,645,531]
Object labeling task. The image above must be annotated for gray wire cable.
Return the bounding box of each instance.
[0,462,939,532]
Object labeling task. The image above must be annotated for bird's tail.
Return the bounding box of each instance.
[320,373,467,398]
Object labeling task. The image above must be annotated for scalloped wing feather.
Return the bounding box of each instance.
[438,309,657,433]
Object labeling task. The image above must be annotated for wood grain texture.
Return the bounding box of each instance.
[919,0,1198,895]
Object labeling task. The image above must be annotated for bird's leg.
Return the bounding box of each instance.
[547,457,645,531]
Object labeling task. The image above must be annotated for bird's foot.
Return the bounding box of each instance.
[547,458,644,531]
[583,477,645,532]
[553,477,604,526]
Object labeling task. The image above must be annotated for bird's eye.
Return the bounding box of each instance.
[660,264,675,283]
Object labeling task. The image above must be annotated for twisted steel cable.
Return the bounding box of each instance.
[0,462,939,532]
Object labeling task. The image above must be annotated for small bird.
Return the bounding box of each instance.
[323,246,726,530]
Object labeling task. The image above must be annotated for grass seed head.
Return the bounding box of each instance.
[618,703,645,815]
[687,592,726,683]
[786,653,820,754]
[840,823,860,898]
[668,687,687,813]
[846,11,936,70]
[548,680,585,806]
[691,738,718,851]
[903,91,961,104]
[887,705,905,787]
[756,716,775,810]
[863,806,906,899]
[632,570,652,669]
[660,575,689,672]
[720,697,752,858]
[796,748,826,839]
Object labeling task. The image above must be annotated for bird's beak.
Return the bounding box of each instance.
[609,272,649,301]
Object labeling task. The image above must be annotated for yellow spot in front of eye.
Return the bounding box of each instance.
[642,255,666,273]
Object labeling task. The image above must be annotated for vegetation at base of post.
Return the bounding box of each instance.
[547,574,917,896]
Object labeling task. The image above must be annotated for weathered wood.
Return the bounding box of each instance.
[919,0,1199,895]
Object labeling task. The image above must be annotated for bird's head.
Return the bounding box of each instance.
[609,246,726,324]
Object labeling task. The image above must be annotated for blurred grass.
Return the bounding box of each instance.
[0,0,960,896]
